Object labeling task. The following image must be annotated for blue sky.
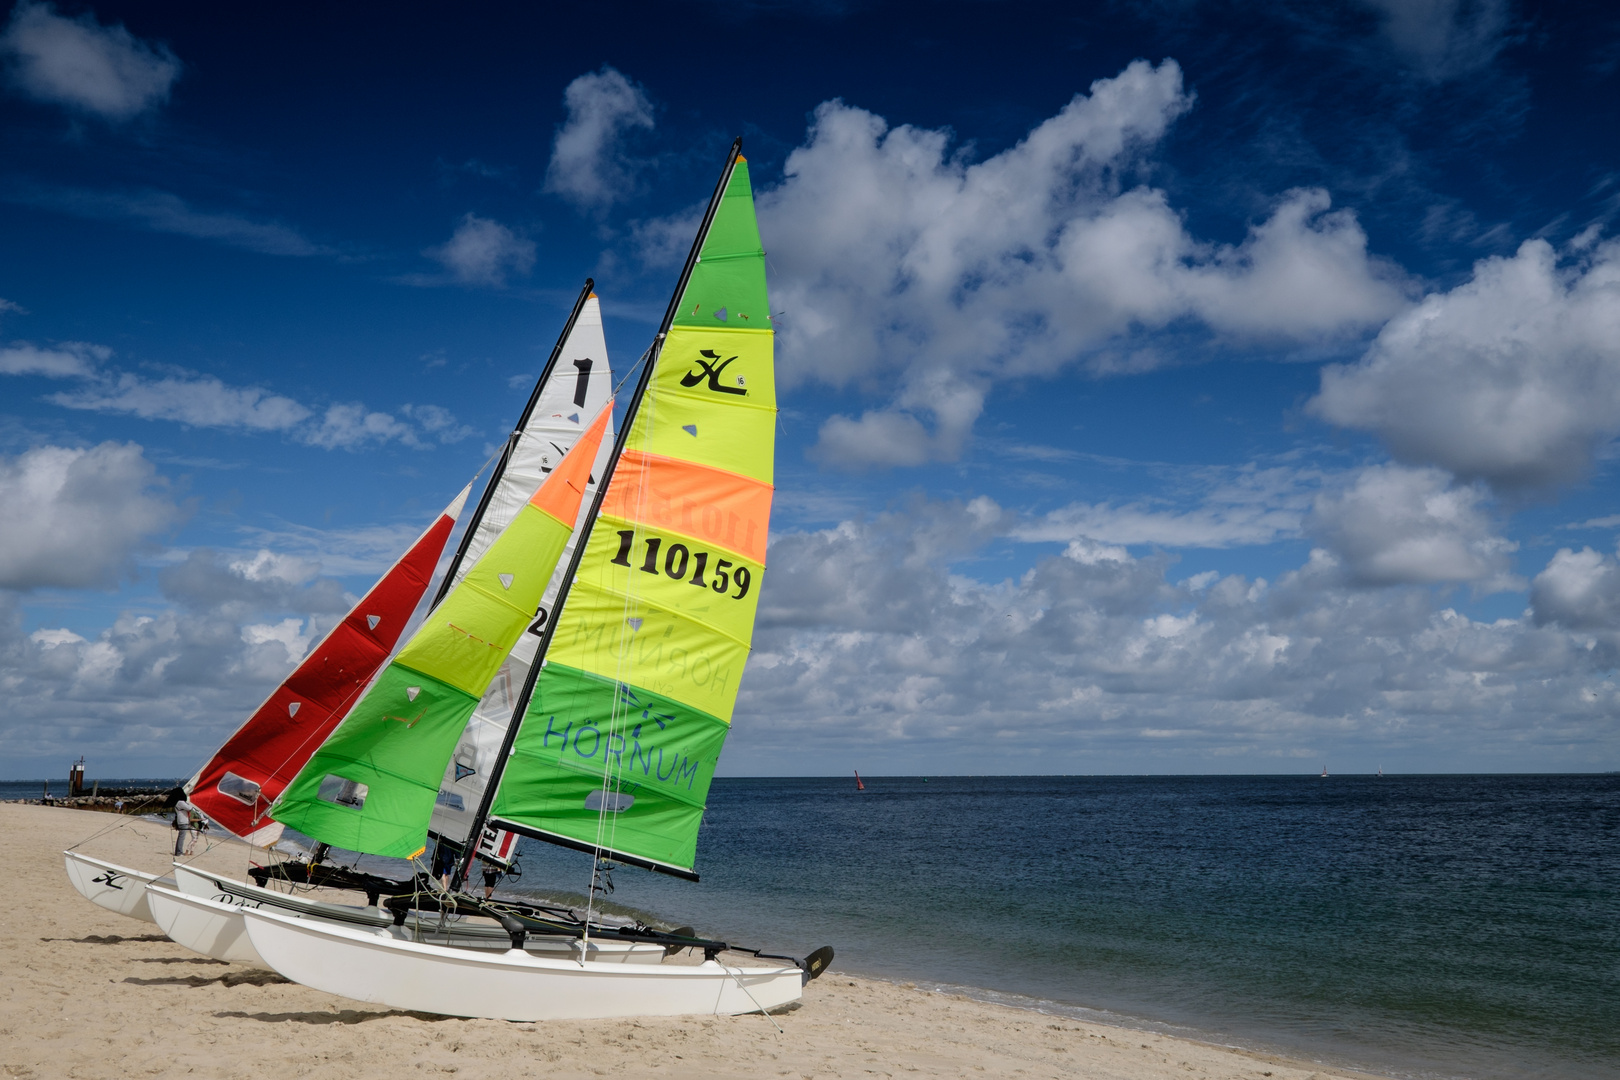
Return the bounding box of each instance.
[3,0,1620,779]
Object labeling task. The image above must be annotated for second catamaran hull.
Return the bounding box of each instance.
[171,862,664,962]
[242,907,805,1021]
[147,884,268,966]
[63,851,171,924]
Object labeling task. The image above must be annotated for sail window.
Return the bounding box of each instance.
[316,775,368,810]
[436,790,465,811]
[217,771,261,805]
[584,790,635,813]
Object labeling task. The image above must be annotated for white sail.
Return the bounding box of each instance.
[429,294,615,846]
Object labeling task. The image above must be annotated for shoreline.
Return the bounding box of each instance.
[7,803,1402,1080]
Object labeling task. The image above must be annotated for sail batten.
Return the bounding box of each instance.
[485,147,774,876]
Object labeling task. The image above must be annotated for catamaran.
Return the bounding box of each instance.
[239,141,833,1020]
[66,283,615,924]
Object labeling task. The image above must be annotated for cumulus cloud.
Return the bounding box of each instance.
[1531,547,1620,632]
[1306,464,1518,589]
[158,548,350,620]
[0,1,179,120]
[0,442,184,590]
[715,497,1611,774]
[424,213,536,287]
[543,66,654,211]
[753,60,1409,467]
[1312,238,1620,491]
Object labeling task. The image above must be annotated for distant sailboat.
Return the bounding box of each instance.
[855,770,865,792]
[1377,766,1384,777]
[1320,765,1329,778]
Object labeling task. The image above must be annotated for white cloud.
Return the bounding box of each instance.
[1312,238,1620,491]
[0,1,178,120]
[424,213,536,287]
[50,371,313,430]
[7,343,475,451]
[303,402,474,450]
[1307,464,1517,588]
[0,442,184,590]
[9,186,328,257]
[543,66,654,212]
[1013,466,1319,550]
[0,339,105,377]
[755,60,1409,468]
[1531,546,1620,632]
[716,498,1612,775]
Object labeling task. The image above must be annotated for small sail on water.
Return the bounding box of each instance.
[269,406,612,858]
[185,485,470,846]
[426,284,617,852]
[855,771,865,791]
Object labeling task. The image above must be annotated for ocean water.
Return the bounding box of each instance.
[497,775,1618,1080]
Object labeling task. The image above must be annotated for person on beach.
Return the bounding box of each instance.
[172,793,195,856]
[431,837,462,890]
[479,857,503,899]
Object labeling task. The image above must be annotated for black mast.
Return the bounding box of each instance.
[428,278,597,611]
[452,140,744,890]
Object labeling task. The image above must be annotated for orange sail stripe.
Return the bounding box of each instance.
[598,449,773,563]
[529,403,612,524]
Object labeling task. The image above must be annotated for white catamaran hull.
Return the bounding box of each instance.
[171,862,665,962]
[63,851,172,924]
[242,907,806,1021]
[146,884,268,966]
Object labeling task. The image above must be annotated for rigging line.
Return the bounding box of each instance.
[723,963,786,1034]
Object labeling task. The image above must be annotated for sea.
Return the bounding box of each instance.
[15,773,1617,1080]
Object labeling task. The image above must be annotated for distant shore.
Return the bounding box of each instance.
[0,802,1396,1080]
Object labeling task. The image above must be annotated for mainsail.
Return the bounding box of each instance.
[427,288,616,848]
[185,485,470,845]
[271,406,612,858]
[481,146,773,879]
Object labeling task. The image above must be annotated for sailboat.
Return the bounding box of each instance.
[855,770,865,791]
[66,284,615,929]
[238,141,833,1021]
[63,486,470,923]
[145,406,627,966]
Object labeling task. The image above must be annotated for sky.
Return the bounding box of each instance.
[3,0,1620,780]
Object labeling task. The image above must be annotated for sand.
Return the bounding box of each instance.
[1,803,1381,1080]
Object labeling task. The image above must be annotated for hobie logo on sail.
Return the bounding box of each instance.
[680,350,747,396]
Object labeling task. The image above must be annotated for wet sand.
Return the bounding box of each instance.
[2,803,1383,1080]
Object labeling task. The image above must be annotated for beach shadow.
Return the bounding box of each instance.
[123,970,291,988]
[214,1008,455,1025]
[41,933,169,944]
[133,956,230,966]
[764,1001,804,1016]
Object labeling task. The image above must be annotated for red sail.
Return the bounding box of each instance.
[188,487,469,843]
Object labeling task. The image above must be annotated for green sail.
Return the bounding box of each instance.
[272,409,610,858]
[490,157,774,877]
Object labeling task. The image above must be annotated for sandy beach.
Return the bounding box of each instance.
[2,803,1382,1080]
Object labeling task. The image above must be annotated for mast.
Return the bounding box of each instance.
[453,139,744,889]
[429,278,596,610]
